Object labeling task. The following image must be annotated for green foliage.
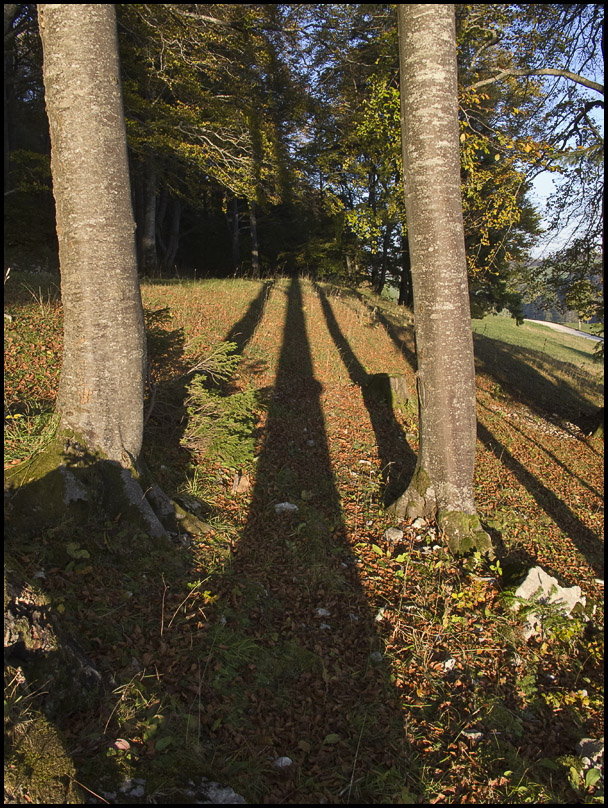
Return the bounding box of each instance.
[182,373,262,469]
[9,149,52,194]
[184,338,241,382]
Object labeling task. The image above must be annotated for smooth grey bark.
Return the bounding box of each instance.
[39,4,145,467]
[392,4,491,555]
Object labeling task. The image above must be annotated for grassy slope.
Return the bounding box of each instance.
[4,272,604,804]
[472,314,602,375]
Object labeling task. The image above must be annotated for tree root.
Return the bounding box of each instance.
[4,430,211,543]
[388,468,494,558]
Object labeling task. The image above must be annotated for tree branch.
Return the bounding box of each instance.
[468,67,604,95]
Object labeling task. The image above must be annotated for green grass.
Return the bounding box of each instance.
[472,314,601,373]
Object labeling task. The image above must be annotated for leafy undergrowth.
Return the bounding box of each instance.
[4,271,604,804]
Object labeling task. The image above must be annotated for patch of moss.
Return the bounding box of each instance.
[4,430,169,540]
[482,699,524,739]
[438,510,494,558]
[411,466,431,498]
[4,714,84,804]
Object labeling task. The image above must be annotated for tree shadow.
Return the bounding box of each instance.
[204,276,417,800]
[223,280,275,354]
[352,290,418,372]
[477,399,603,501]
[314,283,417,505]
[472,332,602,422]
[352,294,601,432]
[142,280,275,493]
[476,416,604,580]
[4,453,200,802]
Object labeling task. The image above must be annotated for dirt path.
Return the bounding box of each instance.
[524,318,604,342]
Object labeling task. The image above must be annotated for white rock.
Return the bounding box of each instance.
[442,658,456,672]
[274,756,293,768]
[315,608,331,617]
[274,502,298,514]
[411,517,427,529]
[576,738,604,766]
[193,778,247,803]
[384,527,404,544]
[513,565,587,640]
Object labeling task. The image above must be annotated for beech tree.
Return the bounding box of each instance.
[38,3,145,464]
[391,4,492,556]
[6,4,199,540]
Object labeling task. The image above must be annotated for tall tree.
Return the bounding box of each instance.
[38,3,145,465]
[391,4,492,556]
[460,4,604,327]
[5,3,193,539]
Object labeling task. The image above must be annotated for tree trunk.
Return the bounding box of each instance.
[4,5,19,195]
[398,229,413,307]
[368,164,379,288]
[165,196,181,274]
[39,4,145,466]
[376,223,392,296]
[141,151,158,275]
[15,5,207,543]
[392,4,491,556]
[249,198,260,279]
[230,194,240,274]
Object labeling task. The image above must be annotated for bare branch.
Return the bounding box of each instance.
[468,67,604,95]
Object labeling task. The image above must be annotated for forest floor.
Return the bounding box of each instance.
[4,273,604,804]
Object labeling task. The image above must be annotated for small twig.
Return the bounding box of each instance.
[344,713,367,803]
[166,578,209,631]
[70,777,110,804]
[160,573,168,636]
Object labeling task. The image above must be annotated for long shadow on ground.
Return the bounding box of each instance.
[476,413,604,581]
[473,332,602,422]
[315,284,417,506]
[224,280,274,355]
[205,277,417,802]
[354,293,604,574]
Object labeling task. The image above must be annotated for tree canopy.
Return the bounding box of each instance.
[4,3,603,326]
